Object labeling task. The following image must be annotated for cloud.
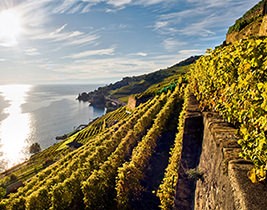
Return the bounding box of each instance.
[154,0,259,38]
[31,24,100,47]
[24,48,40,56]
[52,0,79,14]
[186,0,232,8]
[176,16,217,37]
[43,53,183,83]
[107,0,132,7]
[49,0,175,14]
[178,49,203,55]
[135,52,148,57]
[154,21,169,30]
[53,24,68,34]
[135,0,173,6]
[52,50,194,79]
[163,38,187,51]
[64,48,115,59]
[66,34,100,46]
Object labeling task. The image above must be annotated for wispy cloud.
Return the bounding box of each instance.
[178,49,203,55]
[36,49,198,83]
[186,0,232,8]
[53,24,68,34]
[0,0,261,84]
[64,48,115,59]
[31,24,100,47]
[52,0,79,14]
[154,21,169,30]
[24,48,40,56]
[154,0,259,38]
[0,1,99,48]
[135,0,175,6]
[49,0,176,14]
[135,52,148,57]
[107,0,132,8]
[163,38,187,51]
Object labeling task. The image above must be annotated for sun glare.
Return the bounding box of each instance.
[0,85,32,168]
[0,9,22,47]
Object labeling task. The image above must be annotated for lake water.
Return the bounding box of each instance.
[0,84,104,171]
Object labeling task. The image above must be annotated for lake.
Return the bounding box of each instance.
[0,84,104,171]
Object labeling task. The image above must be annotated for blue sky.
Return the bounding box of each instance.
[0,0,260,84]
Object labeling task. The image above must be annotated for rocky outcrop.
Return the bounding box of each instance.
[77,92,90,102]
[259,15,267,36]
[226,1,266,44]
[77,91,123,111]
[89,94,106,108]
[226,17,263,44]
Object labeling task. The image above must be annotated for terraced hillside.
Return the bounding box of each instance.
[0,78,188,210]
[190,36,267,183]
[0,104,132,198]
[1,2,267,209]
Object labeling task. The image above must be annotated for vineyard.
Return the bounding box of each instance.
[0,78,188,210]
[1,0,266,208]
[0,104,132,190]
[190,37,267,183]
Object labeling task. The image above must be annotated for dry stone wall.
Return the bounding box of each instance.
[175,95,267,210]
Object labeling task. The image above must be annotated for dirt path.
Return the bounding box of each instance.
[173,94,203,210]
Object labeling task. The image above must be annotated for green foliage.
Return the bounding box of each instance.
[82,94,167,210]
[25,187,50,210]
[189,37,267,182]
[9,174,17,182]
[185,168,204,181]
[116,86,184,210]
[157,86,189,210]
[137,70,188,100]
[1,96,166,210]
[0,187,6,199]
[9,197,25,210]
[86,58,192,103]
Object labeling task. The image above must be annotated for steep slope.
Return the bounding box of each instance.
[226,0,266,43]
[0,81,187,210]
[2,2,267,210]
[190,36,267,183]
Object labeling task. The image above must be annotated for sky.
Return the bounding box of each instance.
[0,0,260,84]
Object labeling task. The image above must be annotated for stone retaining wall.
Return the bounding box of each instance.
[194,112,267,210]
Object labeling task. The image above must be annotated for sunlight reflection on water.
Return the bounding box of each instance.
[0,84,32,170]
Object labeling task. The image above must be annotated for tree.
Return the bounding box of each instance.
[29,143,41,154]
